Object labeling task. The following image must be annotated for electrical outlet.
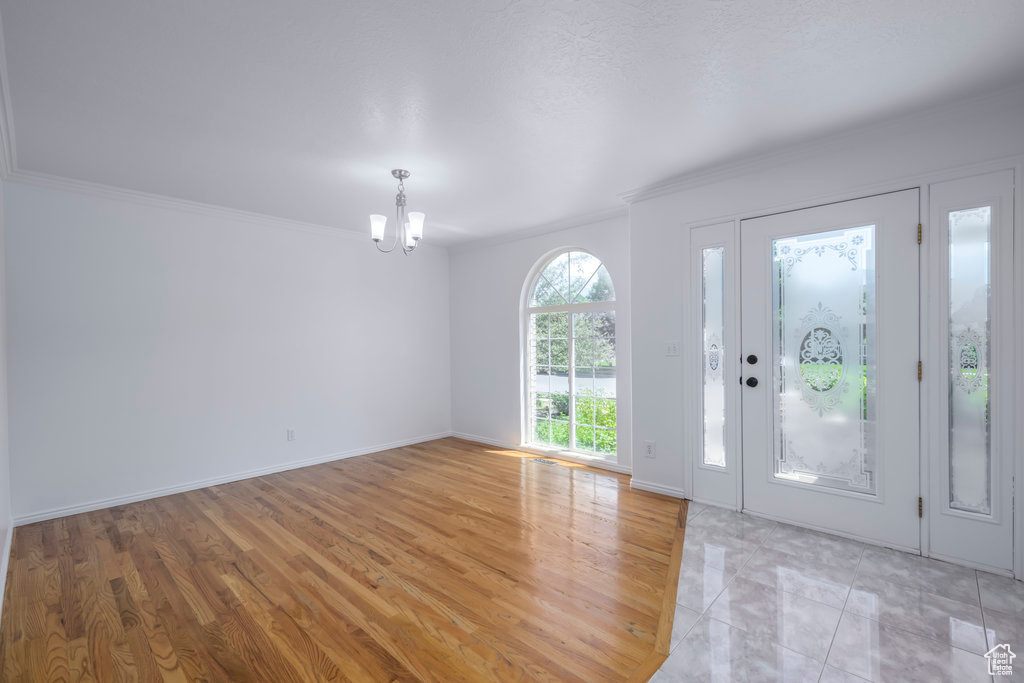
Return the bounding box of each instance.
[287,428,296,442]
[644,440,656,458]
[665,341,680,357]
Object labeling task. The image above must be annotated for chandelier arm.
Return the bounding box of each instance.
[399,200,415,255]
[374,239,398,254]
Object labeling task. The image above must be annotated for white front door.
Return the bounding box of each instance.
[740,190,921,550]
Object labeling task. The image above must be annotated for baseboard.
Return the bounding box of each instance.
[629,479,688,499]
[13,431,453,526]
[0,522,12,624]
[450,432,632,474]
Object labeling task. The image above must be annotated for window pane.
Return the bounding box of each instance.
[531,275,566,307]
[701,247,726,468]
[535,393,552,421]
[549,392,570,421]
[595,428,617,455]
[574,338,595,368]
[536,253,570,304]
[533,339,549,367]
[550,420,571,448]
[948,206,991,515]
[595,398,616,429]
[569,252,601,302]
[573,367,595,398]
[533,312,550,339]
[772,226,877,495]
[548,367,569,397]
[549,312,569,339]
[575,391,596,427]
[534,420,551,444]
[575,425,596,452]
[533,370,550,396]
[550,339,569,367]
[576,264,615,303]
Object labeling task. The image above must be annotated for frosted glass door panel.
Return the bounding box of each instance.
[742,189,919,551]
[948,207,991,515]
[927,170,1012,571]
[772,226,877,494]
[702,247,726,467]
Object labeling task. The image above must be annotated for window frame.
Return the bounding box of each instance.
[522,249,617,459]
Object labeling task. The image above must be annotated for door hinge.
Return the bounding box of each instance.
[917,223,922,245]
[917,361,922,381]
[918,497,923,518]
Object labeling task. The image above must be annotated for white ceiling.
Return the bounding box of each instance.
[2,1,1024,245]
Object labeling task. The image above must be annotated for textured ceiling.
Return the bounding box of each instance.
[2,1,1024,244]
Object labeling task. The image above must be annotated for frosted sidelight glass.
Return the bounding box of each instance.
[702,247,726,468]
[771,226,877,494]
[948,207,991,515]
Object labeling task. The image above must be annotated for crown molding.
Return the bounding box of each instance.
[619,80,1024,205]
[449,204,628,254]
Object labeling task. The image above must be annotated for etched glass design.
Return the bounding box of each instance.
[948,207,991,515]
[772,226,877,494]
[701,247,726,468]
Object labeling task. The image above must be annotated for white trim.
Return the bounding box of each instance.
[620,83,1024,204]
[527,301,615,315]
[13,432,453,526]
[629,478,687,499]
[0,523,12,623]
[450,432,632,474]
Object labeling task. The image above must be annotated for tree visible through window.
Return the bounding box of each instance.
[526,251,616,457]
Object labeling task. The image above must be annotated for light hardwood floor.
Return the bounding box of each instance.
[0,437,686,682]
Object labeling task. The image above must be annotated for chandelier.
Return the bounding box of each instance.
[369,169,425,254]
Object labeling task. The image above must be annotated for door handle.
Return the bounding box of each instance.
[745,377,758,388]
[746,354,758,365]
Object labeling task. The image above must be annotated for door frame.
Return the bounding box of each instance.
[681,154,1024,577]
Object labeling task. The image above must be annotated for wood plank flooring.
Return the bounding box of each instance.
[0,437,686,682]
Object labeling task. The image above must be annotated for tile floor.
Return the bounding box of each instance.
[651,502,1024,682]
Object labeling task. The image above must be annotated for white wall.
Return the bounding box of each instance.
[449,214,633,471]
[629,84,1024,495]
[4,181,452,522]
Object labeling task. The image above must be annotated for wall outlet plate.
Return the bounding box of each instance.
[644,440,656,458]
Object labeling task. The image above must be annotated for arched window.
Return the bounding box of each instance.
[524,250,616,457]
